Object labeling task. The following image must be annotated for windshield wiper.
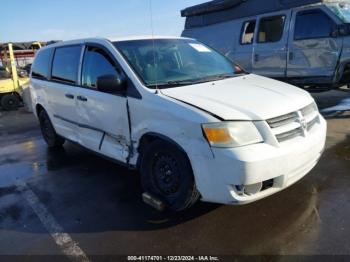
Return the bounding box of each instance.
[146,74,237,89]
[202,74,237,82]
[147,80,201,89]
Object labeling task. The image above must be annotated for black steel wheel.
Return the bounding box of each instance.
[140,140,200,211]
[153,153,181,196]
[1,94,20,111]
[39,110,65,148]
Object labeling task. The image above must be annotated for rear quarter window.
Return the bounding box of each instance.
[32,48,54,80]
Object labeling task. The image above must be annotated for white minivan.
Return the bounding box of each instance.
[30,36,327,211]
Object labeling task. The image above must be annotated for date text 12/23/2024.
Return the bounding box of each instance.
[127,256,220,261]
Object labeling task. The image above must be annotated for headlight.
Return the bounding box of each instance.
[202,121,263,148]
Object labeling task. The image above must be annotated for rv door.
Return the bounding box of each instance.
[234,19,257,72]
[252,11,291,77]
[287,7,342,81]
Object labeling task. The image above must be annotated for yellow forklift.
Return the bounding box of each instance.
[0,43,39,110]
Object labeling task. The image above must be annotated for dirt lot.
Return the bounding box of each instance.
[0,90,349,260]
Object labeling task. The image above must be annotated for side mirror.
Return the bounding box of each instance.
[331,29,339,38]
[234,64,245,74]
[97,74,126,94]
[331,25,341,38]
[337,24,350,37]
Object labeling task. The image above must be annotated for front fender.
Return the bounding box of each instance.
[127,93,217,195]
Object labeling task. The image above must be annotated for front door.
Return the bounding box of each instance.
[252,11,291,77]
[76,45,130,163]
[232,19,257,72]
[287,7,342,79]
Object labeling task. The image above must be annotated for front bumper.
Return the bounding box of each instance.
[190,115,327,205]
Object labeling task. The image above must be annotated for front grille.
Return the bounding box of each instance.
[267,112,298,128]
[267,103,319,143]
[275,127,303,142]
[307,115,319,131]
[301,103,318,116]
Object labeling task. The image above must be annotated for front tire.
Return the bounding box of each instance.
[38,110,65,148]
[1,94,20,111]
[140,140,200,211]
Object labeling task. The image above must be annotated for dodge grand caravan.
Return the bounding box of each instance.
[30,36,327,211]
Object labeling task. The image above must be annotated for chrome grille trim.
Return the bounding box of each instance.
[267,112,298,128]
[307,116,319,131]
[301,103,318,117]
[267,103,319,143]
[275,128,303,142]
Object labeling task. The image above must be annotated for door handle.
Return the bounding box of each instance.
[77,95,88,102]
[65,94,74,99]
[289,51,294,61]
[254,54,259,62]
[306,43,318,48]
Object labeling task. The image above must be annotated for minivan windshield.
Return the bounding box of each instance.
[114,39,239,88]
[327,2,350,23]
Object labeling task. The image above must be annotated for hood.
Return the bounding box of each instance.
[161,74,314,120]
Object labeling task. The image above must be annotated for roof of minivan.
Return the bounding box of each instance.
[109,35,191,42]
[37,36,193,52]
[182,0,329,29]
[40,36,191,48]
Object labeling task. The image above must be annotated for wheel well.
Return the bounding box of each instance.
[137,133,188,168]
[339,62,350,84]
[0,92,21,98]
[13,92,23,102]
[35,104,45,117]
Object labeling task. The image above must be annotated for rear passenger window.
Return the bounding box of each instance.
[294,10,334,40]
[32,48,53,80]
[52,46,81,84]
[241,21,256,45]
[82,47,120,89]
[258,16,285,43]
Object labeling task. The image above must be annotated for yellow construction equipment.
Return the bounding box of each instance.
[0,43,32,110]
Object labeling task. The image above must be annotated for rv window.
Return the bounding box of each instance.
[294,10,334,40]
[258,16,285,43]
[241,21,256,45]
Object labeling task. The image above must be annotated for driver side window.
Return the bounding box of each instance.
[82,46,120,89]
[294,9,335,40]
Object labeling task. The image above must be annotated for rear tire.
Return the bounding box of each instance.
[38,110,65,148]
[140,140,200,211]
[1,94,20,111]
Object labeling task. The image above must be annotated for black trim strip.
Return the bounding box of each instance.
[53,114,106,133]
[99,132,106,150]
[125,99,134,164]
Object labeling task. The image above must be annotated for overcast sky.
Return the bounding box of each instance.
[1,0,207,42]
